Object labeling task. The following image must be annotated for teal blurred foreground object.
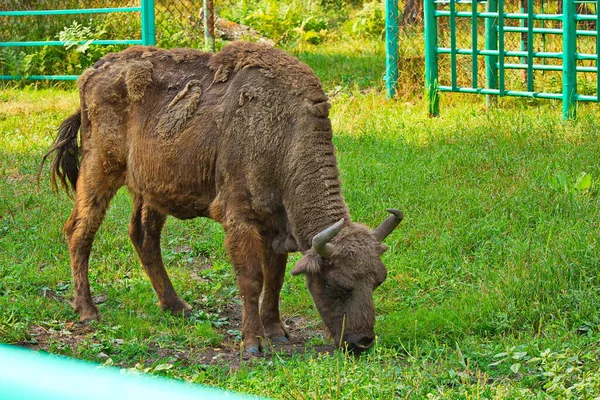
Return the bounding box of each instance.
[422,0,599,120]
[0,344,257,400]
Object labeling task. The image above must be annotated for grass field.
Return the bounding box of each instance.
[1,41,600,398]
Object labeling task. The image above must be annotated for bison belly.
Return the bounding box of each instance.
[125,123,218,220]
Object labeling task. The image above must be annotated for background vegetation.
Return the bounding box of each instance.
[1,0,600,398]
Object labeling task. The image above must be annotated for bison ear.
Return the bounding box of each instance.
[377,244,388,255]
[291,253,321,276]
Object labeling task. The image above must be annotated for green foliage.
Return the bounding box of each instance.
[346,1,385,38]
[530,347,600,397]
[488,344,600,398]
[0,48,28,77]
[1,8,136,79]
[220,0,339,46]
[0,311,30,344]
[2,78,600,397]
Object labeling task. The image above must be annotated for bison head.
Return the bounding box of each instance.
[292,209,403,354]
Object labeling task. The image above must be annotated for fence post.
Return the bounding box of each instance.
[562,0,577,120]
[424,0,439,116]
[203,0,215,52]
[385,0,399,99]
[141,0,156,46]
[485,0,498,106]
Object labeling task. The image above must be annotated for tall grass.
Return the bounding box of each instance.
[1,62,599,397]
[1,1,600,397]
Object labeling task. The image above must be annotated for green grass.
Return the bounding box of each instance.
[2,42,600,398]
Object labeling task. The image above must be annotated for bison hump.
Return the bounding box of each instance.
[208,42,327,104]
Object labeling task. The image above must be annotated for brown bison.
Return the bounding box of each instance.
[43,42,403,354]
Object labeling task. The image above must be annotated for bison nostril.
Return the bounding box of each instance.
[356,336,374,349]
[342,334,375,354]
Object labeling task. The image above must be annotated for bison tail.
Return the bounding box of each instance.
[38,110,82,196]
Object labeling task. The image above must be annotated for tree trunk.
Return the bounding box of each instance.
[402,0,423,26]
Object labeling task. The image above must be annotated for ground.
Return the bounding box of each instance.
[1,43,600,397]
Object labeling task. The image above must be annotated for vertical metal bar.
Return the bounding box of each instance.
[520,0,526,71]
[527,0,534,91]
[594,0,600,101]
[541,0,547,68]
[472,0,478,88]
[203,0,215,52]
[498,0,505,95]
[450,0,457,90]
[563,0,577,119]
[385,0,399,99]
[486,0,498,105]
[141,0,156,46]
[424,0,439,117]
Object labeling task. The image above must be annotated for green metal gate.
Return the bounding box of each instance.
[422,0,599,120]
[0,0,155,81]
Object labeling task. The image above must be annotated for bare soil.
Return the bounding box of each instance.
[19,297,335,370]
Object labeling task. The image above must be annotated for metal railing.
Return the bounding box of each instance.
[422,0,599,119]
[385,0,400,98]
[0,0,155,81]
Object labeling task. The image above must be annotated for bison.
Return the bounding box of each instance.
[42,42,403,354]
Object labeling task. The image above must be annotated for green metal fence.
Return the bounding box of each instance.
[0,0,155,81]
[386,0,400,98]
[422,0,599,119]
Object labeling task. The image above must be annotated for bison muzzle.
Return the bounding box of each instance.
[42,42,403,354]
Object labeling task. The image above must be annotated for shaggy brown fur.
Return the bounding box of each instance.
[43,42,401,354]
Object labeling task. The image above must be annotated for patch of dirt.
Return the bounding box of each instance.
[20,322,95,352]
[156,302,336,371]
[40,288,66,302]
[188,255,213,271]
[21,286,334,369]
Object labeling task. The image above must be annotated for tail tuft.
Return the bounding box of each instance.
[39,110,82,196]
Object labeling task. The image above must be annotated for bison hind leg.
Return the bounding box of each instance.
[128,195,192,316]
[65,160,124,322]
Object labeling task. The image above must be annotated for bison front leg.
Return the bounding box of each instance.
[261,251,290,343]
[129,195,191,316]
[224,223,266,354]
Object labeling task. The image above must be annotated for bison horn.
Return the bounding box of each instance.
[373,209,404,242]
[312,218,345,258]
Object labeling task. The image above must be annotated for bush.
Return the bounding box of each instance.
[0,2,138,79]
[0,20,125,79]
[219,0,340,47]
[348,1,385,38]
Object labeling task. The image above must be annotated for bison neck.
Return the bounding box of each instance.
[283,130,350,251]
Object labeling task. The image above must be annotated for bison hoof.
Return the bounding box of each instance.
[168,307,193,318]
[74,302,100,322]
[270,336,289,344]
[159,298,192,317]
[78,311,100,324]
[246,346,261,355]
